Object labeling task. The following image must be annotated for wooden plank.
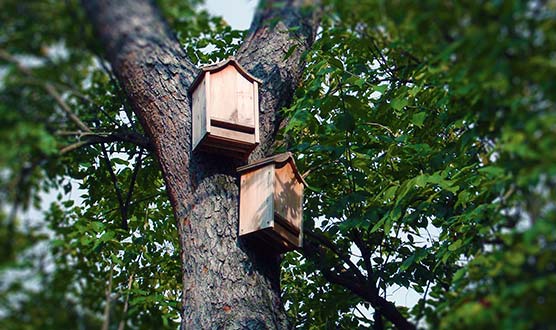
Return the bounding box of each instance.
[210,119,255,134]
[199,147,254,160]
[237,152,292,173]
[261,228,296,253]
[253,81,260,144]
[236,72,255,127]
[239,228,294,254]
[209,126,256,144]
[210,65,238,123]
[197,133,257,160]
[204,139,252,156]
[239,165,274,236]
[274,162,303,235]
[191,77,207,149]
[197,58,262,84]
[205,72,211,134]
[274,212,300,235]
[273,218,300,247]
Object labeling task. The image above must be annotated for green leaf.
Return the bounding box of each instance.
[400,254,416,271]
[411,112,427,128]
[370,218,386,233]
[391,98,408,111]
[383,185,398,200]
[448,240,462,252]
[91,221,105,232]
[284,44,298,61]
[328,57,344,70]
[100,231,115,242]
[478,166,505,177]
[373,257,384,264]
[374,84,388,94]
[452,268,466,282]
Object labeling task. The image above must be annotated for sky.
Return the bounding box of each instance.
[204,0,258,30]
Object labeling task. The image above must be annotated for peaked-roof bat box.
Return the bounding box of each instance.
[190,58,261,159]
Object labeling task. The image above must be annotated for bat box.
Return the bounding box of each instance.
[237,152,306,253]
[190,57,261,159]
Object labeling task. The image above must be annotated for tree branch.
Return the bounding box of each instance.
[0,48,92,133]
[117,273,134,330]
[101,145,128,230]
[123,149,144,218]
[351,230,375,282]
[59,131,152,154]
[236,0,322,158]
[303,231,416,330]
[101,264,114,330]
[303,229,366,282]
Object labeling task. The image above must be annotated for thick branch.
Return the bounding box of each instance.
[351,230,375,283]
[304,229,366,282]
[303,233,416,330]
[237,0,321,158]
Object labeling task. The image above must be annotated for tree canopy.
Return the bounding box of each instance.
[1,0,555,329]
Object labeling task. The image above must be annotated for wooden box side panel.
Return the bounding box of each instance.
[239,165,274,236]
[192,77,207,150]
[274,162,303,234]
[236,72,255,127]
[253,82,260,143]
[205,72,211,133]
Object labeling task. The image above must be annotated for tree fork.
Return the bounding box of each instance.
[82,0,320,328]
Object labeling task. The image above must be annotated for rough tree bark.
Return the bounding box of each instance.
[82,0,320,328]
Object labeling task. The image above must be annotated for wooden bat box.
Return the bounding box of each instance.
[190,57,261,159]
[237,153,306,253]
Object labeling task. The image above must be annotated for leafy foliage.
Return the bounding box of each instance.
[280,0,556,328]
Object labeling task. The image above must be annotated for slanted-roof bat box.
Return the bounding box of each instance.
[237,153,306,253]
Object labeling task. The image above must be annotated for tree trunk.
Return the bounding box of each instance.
[82,0,320,328]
